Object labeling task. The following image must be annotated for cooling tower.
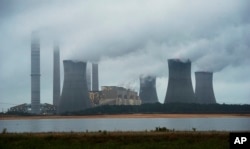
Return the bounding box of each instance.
[31,31,41,114]
[53,42,60,107]
[92,63,99,91]
[195,71,216,104]
[139,76,159,103]
[164,59,196,103]
[58,60,91,114]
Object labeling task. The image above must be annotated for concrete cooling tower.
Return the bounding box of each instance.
[139,76,159,103]
[195,71,216,104]
[58,60,91,114]
[164,59,196,103]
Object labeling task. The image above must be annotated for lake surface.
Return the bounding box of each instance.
[1,118,250,132]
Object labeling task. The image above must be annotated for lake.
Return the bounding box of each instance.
[0,118,250,132]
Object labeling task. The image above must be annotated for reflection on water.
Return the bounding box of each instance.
[0,118,250,133]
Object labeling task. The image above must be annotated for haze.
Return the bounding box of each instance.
[0,0,249,111]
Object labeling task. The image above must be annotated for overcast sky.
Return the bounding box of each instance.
[0,0,249,111]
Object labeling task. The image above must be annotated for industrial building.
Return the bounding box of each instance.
[8,103,56,115]
[30,31,41,114]
[89,86,142,106]
[164,59,196,103]
[58,60,91,114]
[53,41,60,107]
[139,76,159,103]
[195,71,216,104]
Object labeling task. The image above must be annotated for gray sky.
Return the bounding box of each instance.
[0,0,250,111]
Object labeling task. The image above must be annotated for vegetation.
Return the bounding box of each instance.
[67,103,250,115]
[4,103,250,116]
[0,131,229,149]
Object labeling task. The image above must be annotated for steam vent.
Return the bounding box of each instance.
[58,60,91,114]
[195,71,216,104]
[139,76,159,103]
[164,59,196,103]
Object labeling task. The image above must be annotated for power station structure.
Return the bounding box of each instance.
[89,86,142,106]
[195,71,216,104]
[31,31,41,114]
[53,41,60,107]
[92,63,99,91]
[139,76,159,103]
[86,63,92,91]
[164,59,196,103]
[58,60,91,114]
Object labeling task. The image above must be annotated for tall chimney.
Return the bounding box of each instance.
[53,41,60,107]
[58,60,91,114]
[92,63,99,91]
[31,31,41,114]
[139,76,159,103]
[164,59,196,103]
[195,71,216,104]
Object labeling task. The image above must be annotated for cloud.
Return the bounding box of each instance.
[0,0,249,111]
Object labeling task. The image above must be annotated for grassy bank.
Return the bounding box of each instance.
[0,131,229,149]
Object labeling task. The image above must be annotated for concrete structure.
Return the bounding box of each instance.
[89,86,141,106]
[8,103,56,115]
[139,76,159,103]
[53,41,60,107]
[58,60,91,114]
[92,63,99,91]
[195,71,216,104]
[164,59,196,103]
[86,62,92,91]
[31,31,41,114]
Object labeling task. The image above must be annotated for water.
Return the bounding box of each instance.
[1,118,250,133]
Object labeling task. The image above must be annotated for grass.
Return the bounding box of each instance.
[0,131,229,149]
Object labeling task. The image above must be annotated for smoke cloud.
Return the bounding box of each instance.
[0,0,249,110]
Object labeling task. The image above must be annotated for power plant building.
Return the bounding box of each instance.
[195,71,216,104]
[139,76,159,103]
[89,86,141,106]
[164,59,196,103]
[58,60,91,114]
[92,63,99,91]
[53,42,60,107]
[31,31,41,114]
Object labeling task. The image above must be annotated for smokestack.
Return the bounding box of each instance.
[92,63,99,91]
[139,76,159,103]
[53,41,60,107]
[164,59,196,103]
[195,71,216,104]
[86,62,92,91]
[31,31,41,114]
[58,60,91,114]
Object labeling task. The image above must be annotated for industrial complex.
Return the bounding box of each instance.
[8,32,218,114]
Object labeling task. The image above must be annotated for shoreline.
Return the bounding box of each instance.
[1,113,250,120]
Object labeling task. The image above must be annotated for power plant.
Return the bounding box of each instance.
[139,76,159,103]
[92,63,99,91]
[53,41,60,107]
[164,59,196,103]
[195,71,216,104]
[58,60,91,114]
[12,31,224,115]
[30,31,41,114]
